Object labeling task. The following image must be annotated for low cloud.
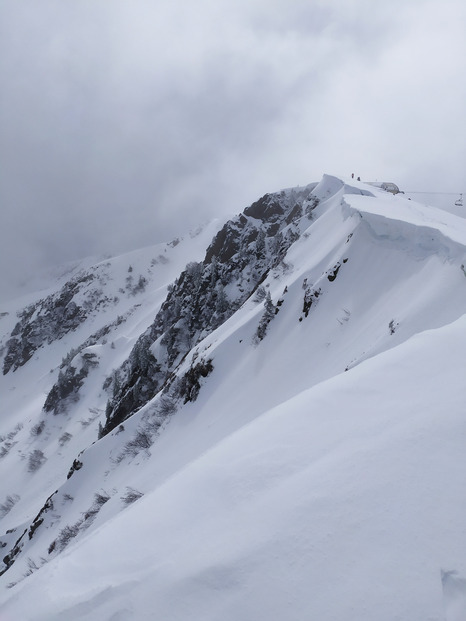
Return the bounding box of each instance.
[1,0,465,300]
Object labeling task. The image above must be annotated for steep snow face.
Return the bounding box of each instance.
[4,314,466,621]
[0,175,465,621]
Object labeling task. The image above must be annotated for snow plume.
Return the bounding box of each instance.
[0,175,466,620]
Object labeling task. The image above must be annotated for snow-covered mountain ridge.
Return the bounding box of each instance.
[0,174,465,620]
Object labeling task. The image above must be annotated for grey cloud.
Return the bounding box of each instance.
[1,0,465,301]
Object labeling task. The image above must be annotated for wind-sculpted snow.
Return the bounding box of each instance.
[0,175,465,620]
[344,192,466,256]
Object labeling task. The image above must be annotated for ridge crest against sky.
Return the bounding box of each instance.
[1,0,465,300]
[0,175,466,620]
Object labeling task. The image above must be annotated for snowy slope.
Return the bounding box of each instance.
[0,175,465,620]
[0,221,222,539]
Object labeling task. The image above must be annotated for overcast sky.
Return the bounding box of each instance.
[1,0,465,300]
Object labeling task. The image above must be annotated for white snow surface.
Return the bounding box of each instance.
[0,175,465,620]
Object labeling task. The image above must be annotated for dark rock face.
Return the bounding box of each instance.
[42,314,129,415]
[2,258,129,376]
[43,352,99,415]
[102,184,319,436]
[244,194,285,221]
[3,273,99,375]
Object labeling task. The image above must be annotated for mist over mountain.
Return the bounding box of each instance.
[0,175,465,621]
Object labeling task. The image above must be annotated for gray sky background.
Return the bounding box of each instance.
[1,0,465,301]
